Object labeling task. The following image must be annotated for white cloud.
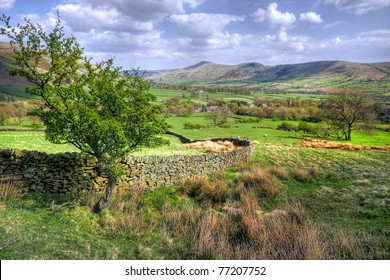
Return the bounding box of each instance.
[80,0,207,22]
[0,0,15,10]
[56,3,154,33]
[55,0,209,34]
[324,20,342,28]
[169,13,244,37]
[325,0,390,14]
[299,12,323,23]
[252,2,296,28]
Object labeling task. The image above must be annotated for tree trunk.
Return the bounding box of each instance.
[347,124,352,141]
[93,174,116,213]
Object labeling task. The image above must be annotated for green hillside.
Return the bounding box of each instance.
[147,60,390,96]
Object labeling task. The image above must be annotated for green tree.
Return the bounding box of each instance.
[322,90,376,141]
[1,13,167,212]
[209,104,231,126]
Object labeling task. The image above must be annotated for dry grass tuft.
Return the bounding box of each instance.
[163,194,329,259]
[181,176,228,206]
[237,167,282,198]
[301,138,390,151]
[100,189,150,237]
[265,166,290,179]
[183,140,241,153]
[78,190,101,210]
[309,165,320,177]
[293,168,313,182]
[327,230,381,259]
[0,177,23,204]
[352,179,370,186]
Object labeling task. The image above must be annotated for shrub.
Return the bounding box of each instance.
[277,122,297,132]
[298,122,317,134]
[183,122,210,129]
[237,168,282,198]
[236,117,261,124]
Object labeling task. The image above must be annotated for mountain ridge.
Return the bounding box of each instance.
[145,60,390,94]
[1,41,390,98]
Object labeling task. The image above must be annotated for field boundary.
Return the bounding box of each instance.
[0,138,254,194]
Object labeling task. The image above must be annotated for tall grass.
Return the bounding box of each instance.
[236,167,282,198]
[180,176,228,206]
[160,191,328,259]
[0,177,23,204]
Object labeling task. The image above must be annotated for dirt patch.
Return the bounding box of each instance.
[301,138,390,151]
[183,140,241,153]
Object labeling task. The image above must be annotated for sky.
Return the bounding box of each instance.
[1,0,390,70]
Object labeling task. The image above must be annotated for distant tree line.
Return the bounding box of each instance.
[163,88,389,140]
[152,83,251,95]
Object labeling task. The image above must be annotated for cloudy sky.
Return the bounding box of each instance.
[1,0,390,69]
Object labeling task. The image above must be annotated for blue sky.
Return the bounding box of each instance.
[1,0,390,69]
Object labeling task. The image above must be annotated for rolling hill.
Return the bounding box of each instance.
[146,60,390,95]
[1,40,390,99]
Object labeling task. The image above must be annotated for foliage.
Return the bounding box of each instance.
[236,117,261,123]
[277,122,297,132]
[183,122,210,129]
[297,122,316,134]
[322,89,376,140]
[209,104,231,126]
[1,13,167,212]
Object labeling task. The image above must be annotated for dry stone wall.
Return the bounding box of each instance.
[0,138,254,194]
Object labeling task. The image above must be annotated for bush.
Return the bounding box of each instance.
[236,117,261,124]
[277,122,297,132]
[31,120,44,129]
[298,122,317,134]
[183,122,210,129]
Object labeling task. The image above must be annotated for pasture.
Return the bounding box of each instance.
[0,88,389,260]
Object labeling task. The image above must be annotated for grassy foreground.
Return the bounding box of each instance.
[0,144,389,259]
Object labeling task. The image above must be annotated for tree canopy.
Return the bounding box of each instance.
[1,13,168,211]
[322,89,376,141]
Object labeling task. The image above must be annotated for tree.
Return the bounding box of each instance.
[209,104,231,126]
[322,89,376,141]
[1,13,167,212]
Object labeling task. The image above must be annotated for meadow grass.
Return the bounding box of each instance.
[167,113,304,145]
[2,112,388,154]
[1,145,388,259]
[0,131,203,156]
[0,131,79,153]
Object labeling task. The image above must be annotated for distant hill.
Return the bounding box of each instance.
[146,60,390,95]
[1,40,390,99]
[146,61,269,84]
[0,43,33,99]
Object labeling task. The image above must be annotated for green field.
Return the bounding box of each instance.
[1,91,389,260]
[150,88,327,105]
[0,131,203,156]
[1,112,389,153]
[166,113,390,146]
